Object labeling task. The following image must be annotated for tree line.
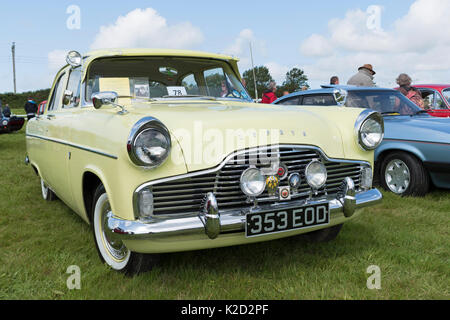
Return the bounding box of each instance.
[0,89,50,110]
[242,66,309,99]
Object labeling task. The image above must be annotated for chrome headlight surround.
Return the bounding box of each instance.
[2,120,8,126]
[355,110,384,151]
[127,117,172,168]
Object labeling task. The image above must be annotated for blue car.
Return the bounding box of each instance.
[274,86,450,196]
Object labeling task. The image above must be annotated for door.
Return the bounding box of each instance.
[38,67,73,204]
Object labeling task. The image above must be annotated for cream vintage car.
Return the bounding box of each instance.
[26,49,383,274]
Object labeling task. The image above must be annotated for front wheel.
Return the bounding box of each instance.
[380,151,430,197]
[91,184,159,275]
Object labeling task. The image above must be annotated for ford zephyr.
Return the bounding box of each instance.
[26,49,383,274]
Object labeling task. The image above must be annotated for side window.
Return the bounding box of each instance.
[302,94,336,106]
[434,93,446,109]
[276,97,300,105]
[181,73,199,95]
[204,68,226,97]
[442,89,450,107]
[64,68,82,108]
[421,90,434,109]
[48,72,67,112]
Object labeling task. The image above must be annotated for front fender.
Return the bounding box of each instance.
[376,140,426,163]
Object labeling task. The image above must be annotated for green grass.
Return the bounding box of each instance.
[0,128,449,300]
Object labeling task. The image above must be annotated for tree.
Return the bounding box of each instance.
[282,68,309,93]
[242,66,274,99]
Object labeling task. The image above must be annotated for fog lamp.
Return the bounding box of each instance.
[305,160,327,189]
[361,166,373,190]
[138,189,154,219]
[240,168,266,197]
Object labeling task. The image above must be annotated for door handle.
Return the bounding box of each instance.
[46,114,56,120]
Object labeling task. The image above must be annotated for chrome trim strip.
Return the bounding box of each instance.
[26,134,118,160]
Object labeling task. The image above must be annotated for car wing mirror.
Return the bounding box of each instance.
[63,90,73,106]
[92,92,119,109]
[333,89,348,106]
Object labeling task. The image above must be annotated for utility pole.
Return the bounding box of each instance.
[249,42,258,101]
[12,42,17,93]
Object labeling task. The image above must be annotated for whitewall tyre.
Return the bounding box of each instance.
[91,184,158,275]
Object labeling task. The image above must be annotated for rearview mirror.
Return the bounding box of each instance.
[91,92,119,109]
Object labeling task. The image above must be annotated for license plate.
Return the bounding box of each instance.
[245,203,330,238]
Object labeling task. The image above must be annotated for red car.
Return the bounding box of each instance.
[38,100,47,115]
[414,84,450,118]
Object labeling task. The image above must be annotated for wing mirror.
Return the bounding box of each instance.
[63,90,73,106]
[333,89,348,106]
[91,92,119,109]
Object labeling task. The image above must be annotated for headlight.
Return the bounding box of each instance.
[2,120,7,126]
[355,110,384,150]
[127,117,171,168]
[305,160,327,189]
[240,168,266,197]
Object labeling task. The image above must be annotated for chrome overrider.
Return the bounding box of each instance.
[106,177,382,253]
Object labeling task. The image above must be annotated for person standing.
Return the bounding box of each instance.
[261,81,278,104]
[24,98,38,120]
[347,64,376,87]
[3,104,11,117]
[330,76,340,85]
[395,73,425,109]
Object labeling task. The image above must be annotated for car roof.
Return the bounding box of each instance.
[84,48,239,63]
[414,84,450,90]
[275,85,398,103]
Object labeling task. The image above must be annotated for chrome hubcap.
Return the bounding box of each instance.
[99,199,128,261]
[385,159,410,194]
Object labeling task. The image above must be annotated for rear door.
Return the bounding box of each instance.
[40,67,73,204]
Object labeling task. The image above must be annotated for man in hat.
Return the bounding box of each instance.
[347,64,376,87]
[395,73,425,109]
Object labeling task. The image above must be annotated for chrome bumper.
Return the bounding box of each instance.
[107,185,382,247]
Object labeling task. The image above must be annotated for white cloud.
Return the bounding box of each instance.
[300,34,334,57]
[264,62,290,85]
[90,8,204,50]
[299,0,450,88]
[48,50,68,73]
[224,29,267,74]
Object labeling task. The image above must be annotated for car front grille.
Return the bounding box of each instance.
[150,146,364,216]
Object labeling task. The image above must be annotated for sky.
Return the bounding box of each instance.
[1,0,449,93]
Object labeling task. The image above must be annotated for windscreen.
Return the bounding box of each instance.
[85,57,252,102]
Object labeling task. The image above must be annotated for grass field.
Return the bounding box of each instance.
[0,126,449,300]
